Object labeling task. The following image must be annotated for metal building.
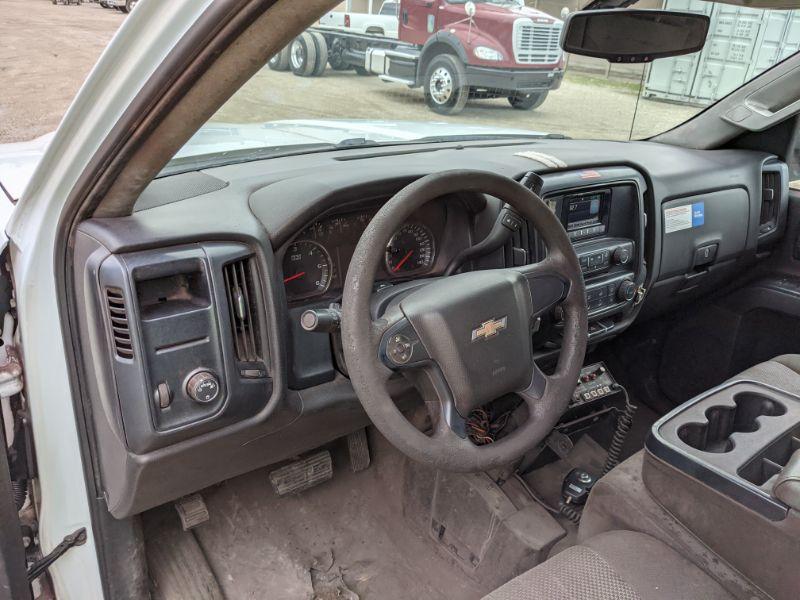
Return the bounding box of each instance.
[643,0,800,105]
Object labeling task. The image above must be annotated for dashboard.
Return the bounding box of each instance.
[72,137,790,518]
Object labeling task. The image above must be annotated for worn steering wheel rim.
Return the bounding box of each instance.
[341,170,588,472]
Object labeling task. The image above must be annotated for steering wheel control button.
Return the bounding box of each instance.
[186,371,220,404]
[380,320,429,369]
[387,334,414,365]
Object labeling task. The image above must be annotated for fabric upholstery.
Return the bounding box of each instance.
[484,531,732,600]
[734,354,800,394]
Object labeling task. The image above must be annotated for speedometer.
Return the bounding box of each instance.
[385,223,435,275]
[283,240,332,300]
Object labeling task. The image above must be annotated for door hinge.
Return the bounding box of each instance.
[27,528,86,582]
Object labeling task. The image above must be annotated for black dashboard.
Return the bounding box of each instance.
[73,138,789,518]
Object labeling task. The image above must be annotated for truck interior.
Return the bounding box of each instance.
[18,0,800,598]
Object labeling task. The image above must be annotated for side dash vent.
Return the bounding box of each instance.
[223,258,262,363]
[760,169,782,235]
[106,288,134,359]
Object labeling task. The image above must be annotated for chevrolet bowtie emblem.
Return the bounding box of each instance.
[471,316,508,342]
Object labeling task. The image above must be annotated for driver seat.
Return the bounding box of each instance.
[484,530,732,600]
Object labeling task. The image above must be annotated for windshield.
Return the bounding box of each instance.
[165,1,800,173]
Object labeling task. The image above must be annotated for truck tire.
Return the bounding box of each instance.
[310,32,329,77]
[268,45,292,71]
[290,33,318,77]
[125,0,138,11]
[423,54,469,115]
[508,91,548,110]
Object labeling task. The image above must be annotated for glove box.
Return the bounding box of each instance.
[659,188,750,280]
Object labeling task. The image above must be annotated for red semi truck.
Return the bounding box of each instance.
[268,0,565,115]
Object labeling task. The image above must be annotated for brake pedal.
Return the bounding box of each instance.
[174,494,210,530]
[347,428,371,472]
[269,450,333,496]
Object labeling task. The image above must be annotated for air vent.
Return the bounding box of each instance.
[760,169,782,235]
[223,258,262,363]
[106,288,133,359]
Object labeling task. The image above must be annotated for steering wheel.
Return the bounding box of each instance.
[341,170,587,472]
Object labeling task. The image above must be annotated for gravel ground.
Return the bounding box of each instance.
[1,0,700,144]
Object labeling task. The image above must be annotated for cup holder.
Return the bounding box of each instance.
[678,392,787,453]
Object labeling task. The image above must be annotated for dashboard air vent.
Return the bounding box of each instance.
[760,169,782,235]
[106,288,133,359]
[223,258,262,363]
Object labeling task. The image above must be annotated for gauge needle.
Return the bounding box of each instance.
[283,271,306,283]
[392,250,413,272]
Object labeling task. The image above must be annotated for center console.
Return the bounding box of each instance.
[644,380,800,600]
[648,380,800,520]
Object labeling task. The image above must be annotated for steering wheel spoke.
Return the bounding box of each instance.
[515,257,571,318]
[377,316,468,438]
[516,360,552,407]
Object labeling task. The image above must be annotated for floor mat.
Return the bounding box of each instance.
[175,433,482,600]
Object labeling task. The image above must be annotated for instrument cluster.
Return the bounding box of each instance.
[282,208,439,302]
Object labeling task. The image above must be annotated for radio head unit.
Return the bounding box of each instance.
[563,189,611,240]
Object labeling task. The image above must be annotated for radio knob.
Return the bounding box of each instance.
[617,280,637,302]
[186,371,220,403]
[613,246,631,265]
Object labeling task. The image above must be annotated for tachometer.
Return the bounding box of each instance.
[385,223,435,275]
[283,240,332,300]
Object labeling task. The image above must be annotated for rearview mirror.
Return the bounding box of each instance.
[560,9,710,63]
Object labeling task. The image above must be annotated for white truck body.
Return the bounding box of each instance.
[318,1,399,38]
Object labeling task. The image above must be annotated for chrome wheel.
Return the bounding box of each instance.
[429,67,453,105]
[290,41,305,70]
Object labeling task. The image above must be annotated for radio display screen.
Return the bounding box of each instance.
[566,191,607,231]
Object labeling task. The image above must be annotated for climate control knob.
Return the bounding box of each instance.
[613,246,632,265]
[617,280,637,302]
[186,371,220,403]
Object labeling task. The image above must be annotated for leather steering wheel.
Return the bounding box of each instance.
[341,170,587,472]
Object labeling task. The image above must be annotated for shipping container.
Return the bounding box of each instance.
[643,0,800,105]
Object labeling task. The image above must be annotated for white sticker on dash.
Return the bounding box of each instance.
[664,205,693,233]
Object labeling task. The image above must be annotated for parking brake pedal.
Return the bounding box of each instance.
[269,450,333,496]
[347,428,371,472]
[174,494,210,530]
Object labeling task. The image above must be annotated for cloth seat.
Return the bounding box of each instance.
[483,530,731,600]
[733,353,800,394]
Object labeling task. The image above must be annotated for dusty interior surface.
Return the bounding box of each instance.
[144,432,485,600]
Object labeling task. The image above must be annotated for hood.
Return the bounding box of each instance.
[0,133,55,201]
[0,120,549,197]
[172,119,549,162]
[444,1,557,25]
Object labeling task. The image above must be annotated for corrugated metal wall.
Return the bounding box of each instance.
[643,0,800,105]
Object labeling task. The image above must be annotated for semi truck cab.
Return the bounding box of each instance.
[273,0,565,114]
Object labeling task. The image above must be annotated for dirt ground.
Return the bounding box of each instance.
[0,0,700,144]
[0,0,124,143]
